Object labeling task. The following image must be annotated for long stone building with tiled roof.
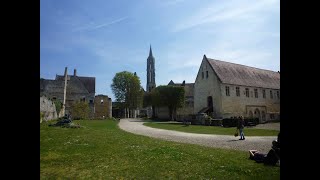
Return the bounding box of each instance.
[194,55,280,122]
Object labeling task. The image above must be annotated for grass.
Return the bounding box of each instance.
[40,120,279,179]
[143,122,279,136]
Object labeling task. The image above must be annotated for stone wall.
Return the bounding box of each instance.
[194,58,222,118]
[40,96,58,122]
[94,95,112,119]
[156,106,170,119]
[220,84,280,122]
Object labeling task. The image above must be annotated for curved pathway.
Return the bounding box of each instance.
[119,118,278,154]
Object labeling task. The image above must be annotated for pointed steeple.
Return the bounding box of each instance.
[149,44,153,57]
[146,44,156,92]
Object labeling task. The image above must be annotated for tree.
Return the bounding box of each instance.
[152,85,185,120]
[143,91,153,108]
[70,101,90,120]
[111,71,143,118]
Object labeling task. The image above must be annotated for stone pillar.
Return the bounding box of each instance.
[61,67,68,117]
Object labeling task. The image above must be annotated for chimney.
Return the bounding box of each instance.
[74,69,77,76]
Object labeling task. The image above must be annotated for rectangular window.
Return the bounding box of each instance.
[245,88,249,97]
[270,90,273,99]
[225,86,230,96]
[89,100,93,103]
[254,89,258,98]
[277,91,280,99]
[236,87,240,97]
[202,72,204,79]
[206,71,208,78]
[262,89,266,98]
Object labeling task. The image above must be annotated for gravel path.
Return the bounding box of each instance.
[118,118,278,154]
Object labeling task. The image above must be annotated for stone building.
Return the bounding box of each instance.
[94,95,112,119]
[194,55,280,122]
[40,67,95,118]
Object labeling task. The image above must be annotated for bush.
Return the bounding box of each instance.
[70,101,90,120]
[40,112,44,123]
[53,100,62,115]
[244,118,259,126]
[222,118,238,127]
[204,118,211,126]
[211,119,223,126]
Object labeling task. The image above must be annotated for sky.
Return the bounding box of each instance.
[40,0,280,101]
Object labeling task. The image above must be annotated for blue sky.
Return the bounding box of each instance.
[40,0,280,101]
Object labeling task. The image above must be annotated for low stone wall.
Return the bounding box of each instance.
[40,96,58,122]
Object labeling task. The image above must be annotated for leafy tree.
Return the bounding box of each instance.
[152,85,185,120]
[70,101,90,120]
[143,91,153,108]
[111,71,143,118]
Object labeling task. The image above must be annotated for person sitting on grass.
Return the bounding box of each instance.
[249,150,267,163]
[249,132,280,166]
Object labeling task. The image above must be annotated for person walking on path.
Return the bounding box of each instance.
[237,116,245,140]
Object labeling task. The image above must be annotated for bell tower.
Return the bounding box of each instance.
[146,45,156,92]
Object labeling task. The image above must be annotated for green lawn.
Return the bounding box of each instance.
[144,122,279,136]
[40,120,279,179]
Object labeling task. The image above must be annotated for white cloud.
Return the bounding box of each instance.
[72,16,128,32]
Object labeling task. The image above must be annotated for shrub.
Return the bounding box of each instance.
[222,118,238,127]
[211,119,223,126]
[204,118,211,126]
[244,118,259,126]
[53,100,62,115]
[70,101,90,120]
[40,112,44,123]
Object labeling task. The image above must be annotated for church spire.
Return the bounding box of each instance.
[146,44,156,92]
[149,44,153,57]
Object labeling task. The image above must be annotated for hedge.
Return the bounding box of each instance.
[222,117,260,127]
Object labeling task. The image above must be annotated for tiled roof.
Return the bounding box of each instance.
[206,56,280,89]
[56,75,95,93]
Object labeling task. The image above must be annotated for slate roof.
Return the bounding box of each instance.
[55,75,96,93]
[205,56,280,89]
